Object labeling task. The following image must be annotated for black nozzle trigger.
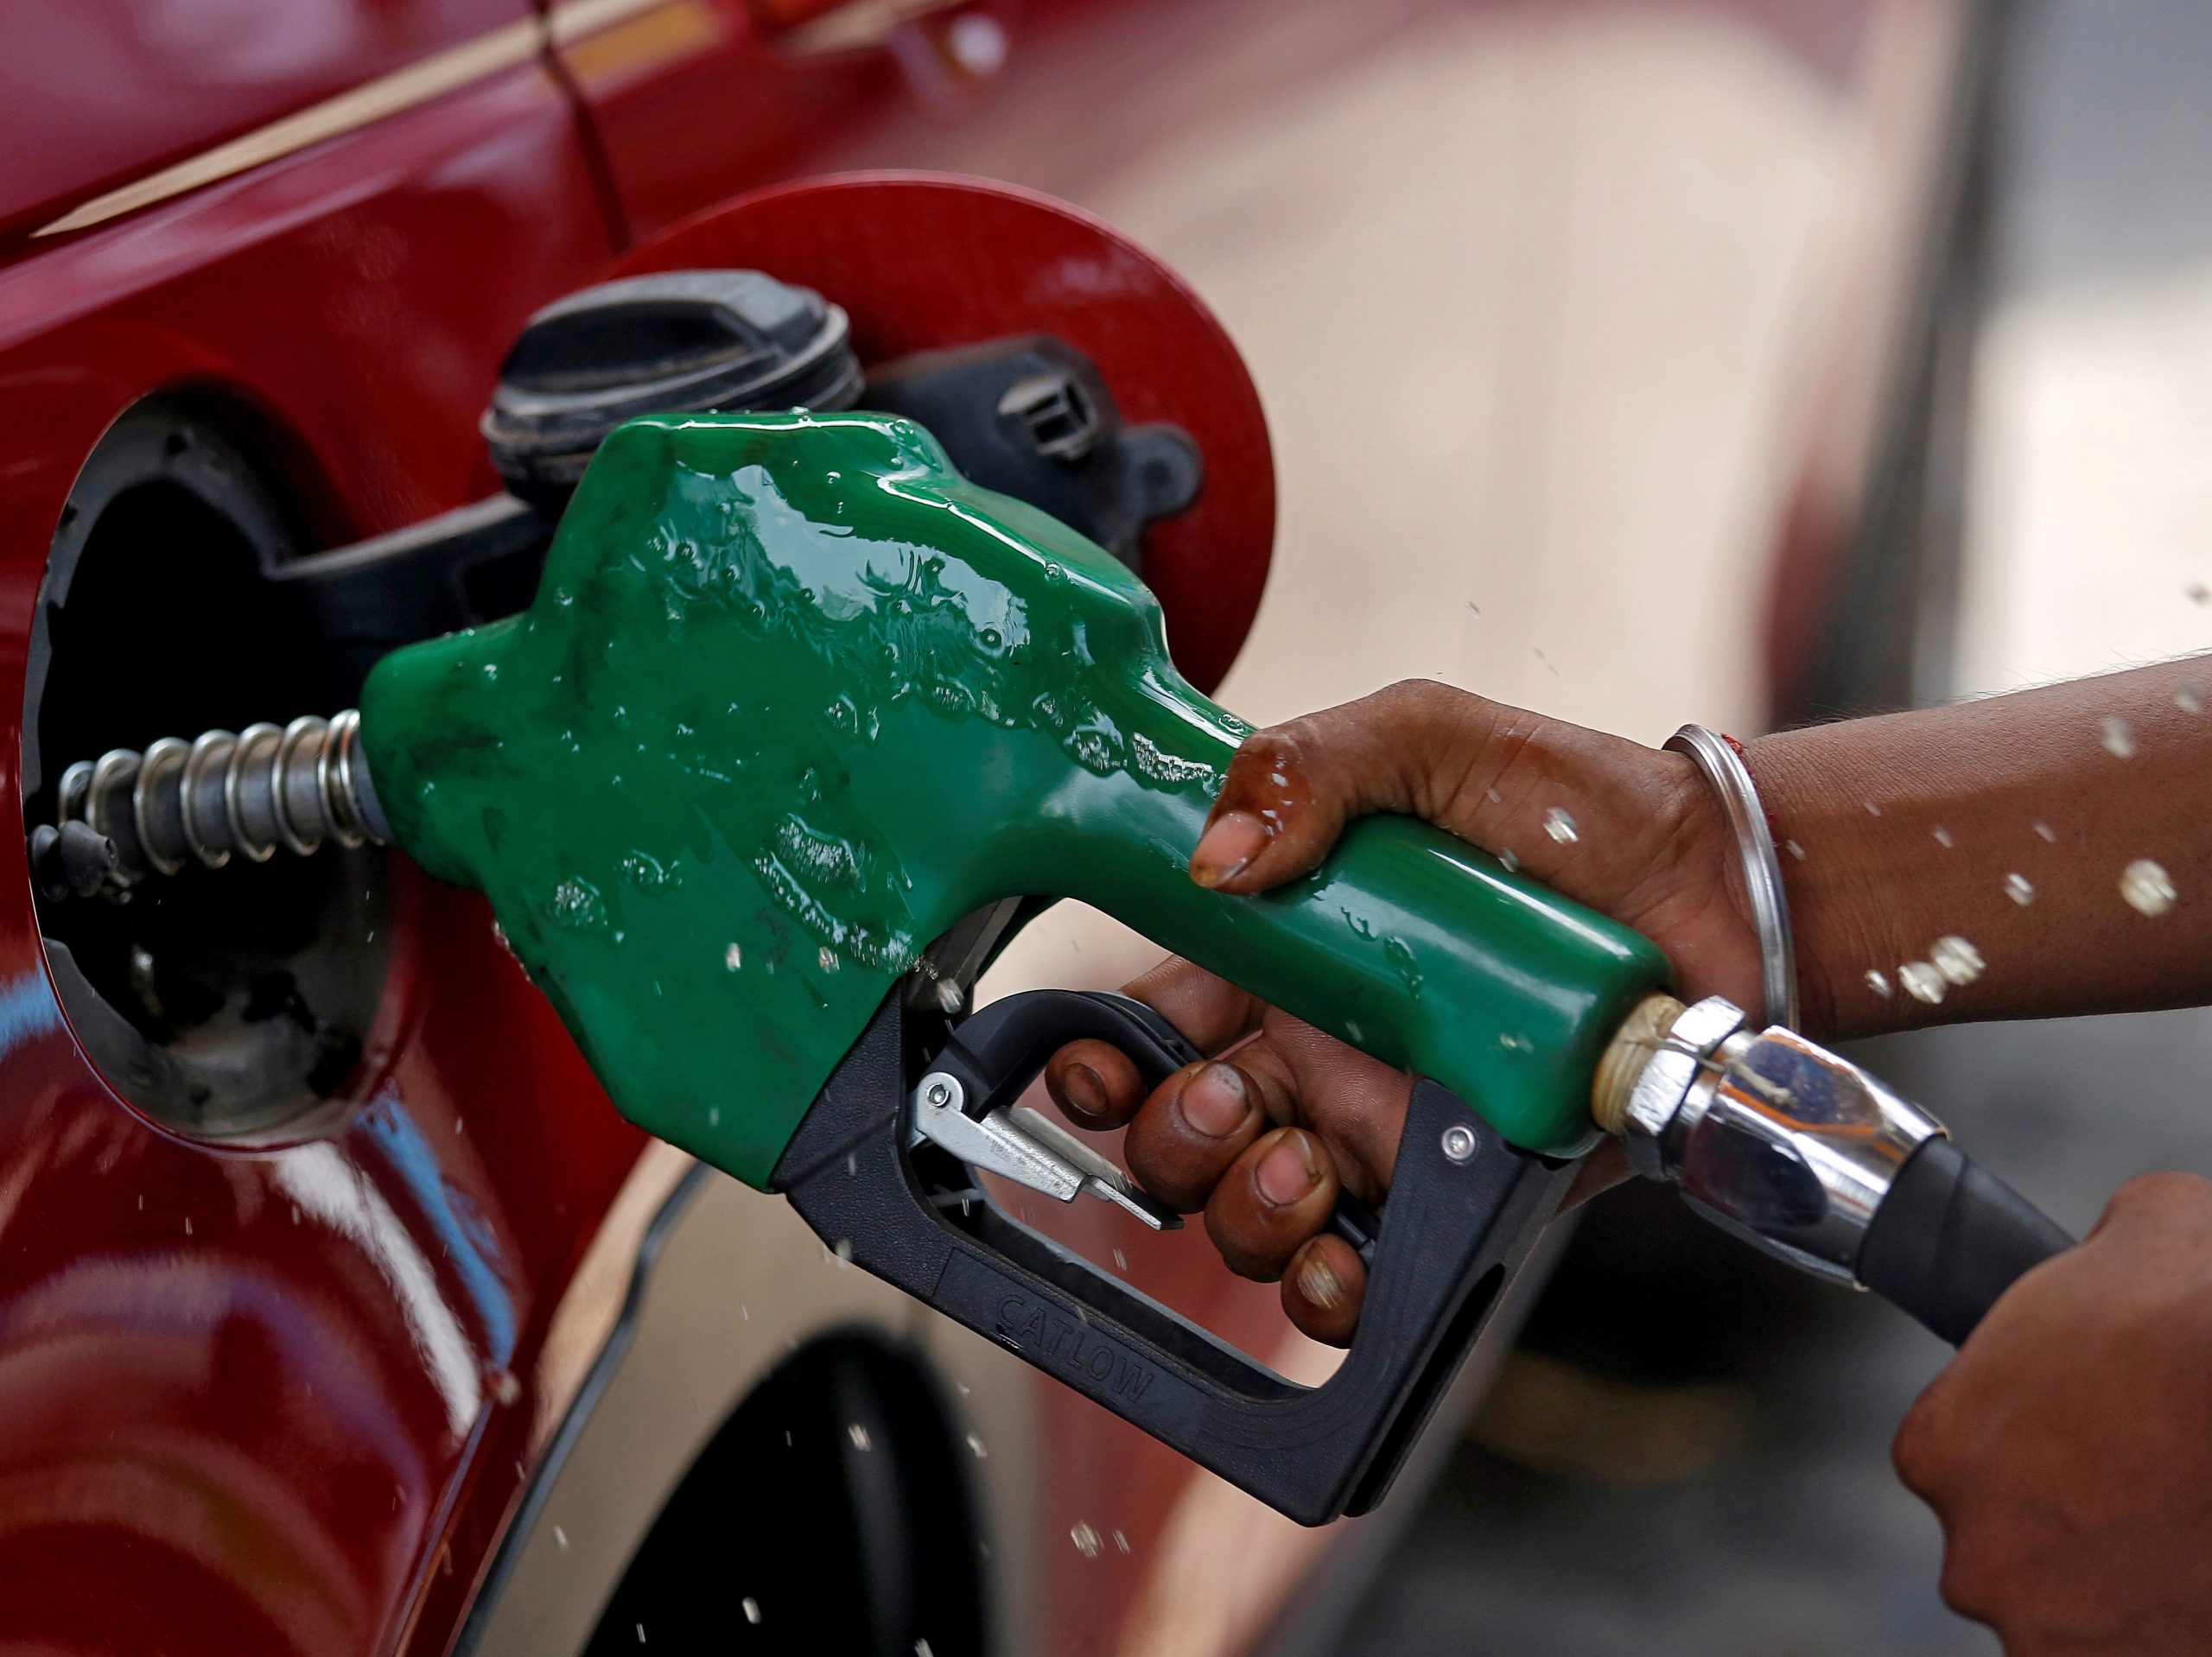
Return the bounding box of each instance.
[925,987,1379,1260]
[772,988,1577,1526]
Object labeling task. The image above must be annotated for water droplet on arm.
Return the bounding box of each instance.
[1070,1521,1102,1559]
[1543,808,1579,845]
[2121,859,2177,917]
[2004,873,2035,905]
[1864,969,1891,997]
[2178,686,2204,714]
[2101,715,2136,759]
[1898,962,1947,1005]
[1931,826,1953,848]
[1930,936,1984,986]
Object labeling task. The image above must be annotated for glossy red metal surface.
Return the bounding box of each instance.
[550,0,891,243]
[615,171,1277,693]
[0,47,629,1656]
[0,0,537,244]
[0,21,1273,1654]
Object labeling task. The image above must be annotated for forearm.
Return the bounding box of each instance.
[1747,658,2212,1038]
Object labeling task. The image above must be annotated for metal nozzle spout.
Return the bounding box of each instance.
[52,708,389,892]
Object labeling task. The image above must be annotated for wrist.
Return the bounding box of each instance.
[1739,728,1909,1040]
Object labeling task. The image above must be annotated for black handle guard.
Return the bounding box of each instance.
[771,988,1577,1526]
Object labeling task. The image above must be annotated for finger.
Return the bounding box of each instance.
[1283,1234,1366,1346]
[1190,680,1500,893]
[1123,1061,1267,1211]
[1121,955,1266,1052]
[1205,1126,1340,1280]
[2090,1171,2212,1246]
[1045,955,1266,1128]
[1232,1019,1407,1200]
[1044,1038,1148,1128]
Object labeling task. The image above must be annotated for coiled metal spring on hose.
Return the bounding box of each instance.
[55,709,391,891]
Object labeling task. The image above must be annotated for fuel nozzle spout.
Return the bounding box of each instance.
[50,709,391,893]
[1593,994,2071,1343]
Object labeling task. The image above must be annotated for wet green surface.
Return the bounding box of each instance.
[362,411,1668,1184]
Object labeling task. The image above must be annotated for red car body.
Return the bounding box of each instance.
[0,2,1981,1653]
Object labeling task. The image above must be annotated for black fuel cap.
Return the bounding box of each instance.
[481,270,863,505]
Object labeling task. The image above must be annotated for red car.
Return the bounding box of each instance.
[0,2,1988,1653]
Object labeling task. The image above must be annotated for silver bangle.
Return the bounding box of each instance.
[1663,723,1798,1030]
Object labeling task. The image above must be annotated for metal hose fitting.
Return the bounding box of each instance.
[54,709,391,890]
[1590,992,1686,1134]
[1605,993,1945,1283]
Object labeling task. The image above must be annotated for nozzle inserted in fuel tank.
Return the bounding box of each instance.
[53,709,390,891]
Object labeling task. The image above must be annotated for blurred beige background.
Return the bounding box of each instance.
[883,0,1974,1006]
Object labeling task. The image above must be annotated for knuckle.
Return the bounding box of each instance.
[1230,725,1300,769]
[2112,1170,2212,1220]
[1892,1393,1958,1497]
[1374,677,1456,717]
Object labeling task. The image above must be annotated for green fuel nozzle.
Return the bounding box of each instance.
[349,410,1670,1182]
[48,409,2077,1521]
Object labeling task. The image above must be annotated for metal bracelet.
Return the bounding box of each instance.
[1663,723,1798,1031]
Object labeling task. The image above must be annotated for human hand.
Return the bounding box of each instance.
[1893,1172,2212,1654]
[1046,680,1751,1343]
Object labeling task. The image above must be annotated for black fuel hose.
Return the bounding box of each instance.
[1855,1135,2075,1346]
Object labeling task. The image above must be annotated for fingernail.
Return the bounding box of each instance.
[1190,809,1270,889]
[1062,1063,1107,1121]
[1178,1063,1248,1139]
[1297,1251,1345,1311]
[1256,1132,1320,1207]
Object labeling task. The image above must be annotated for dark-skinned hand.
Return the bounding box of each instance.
[1044,680,1753,1344]
[1892,1172,2212,1654]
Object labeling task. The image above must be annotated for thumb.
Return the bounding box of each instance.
[1190,681,1505,892]
[1189,681,1544,893]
